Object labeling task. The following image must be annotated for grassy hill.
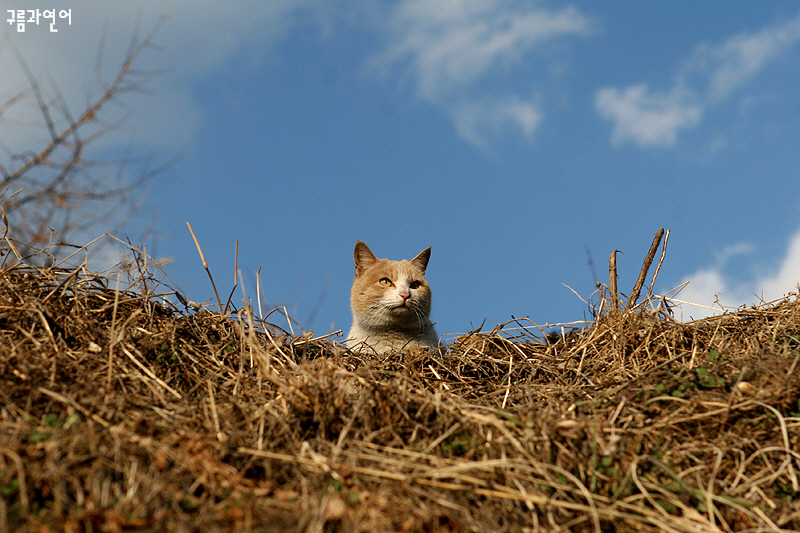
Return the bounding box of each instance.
[2,241,799,532]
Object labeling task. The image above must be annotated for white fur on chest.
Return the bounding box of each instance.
[347,321,438,355]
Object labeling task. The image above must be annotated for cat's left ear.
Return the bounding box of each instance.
[411,247,431,273]
[354,241,379,276]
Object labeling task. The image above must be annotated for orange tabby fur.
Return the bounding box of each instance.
[347,241,438,354]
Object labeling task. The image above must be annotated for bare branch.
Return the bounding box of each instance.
[627,228,664,310]
[608,250,619,311]
[0,15,176,260]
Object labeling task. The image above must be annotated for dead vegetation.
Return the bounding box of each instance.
[1,230,800,533]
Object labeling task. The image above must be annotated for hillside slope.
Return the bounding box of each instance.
[1,252,799,532]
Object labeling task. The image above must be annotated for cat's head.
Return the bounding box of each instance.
[350,241,433,331]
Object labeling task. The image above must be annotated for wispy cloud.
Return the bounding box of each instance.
[0,0,320,267]
[369,0,593,148]
[596,10,800,147]
[0,0,316,153]
[451,94,543,150]
[675,230,800,319]
[701,14,800,101]
[595,85,702,146]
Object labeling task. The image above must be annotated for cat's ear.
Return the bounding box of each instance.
[411,247,431,273]
[354,241,378,276]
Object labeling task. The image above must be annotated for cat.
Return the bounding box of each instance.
[347,241,439,354]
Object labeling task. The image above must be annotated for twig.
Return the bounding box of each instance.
[628,229,664,310]
[647,229,670,300]
[256,266,263,321]
[186,222,223,314]
[107,271,121,388]
[207,380,223,442]
[291,330,343,346]
[224,240,239,313]
[609,250,619,311]
[563,283,590,306]
[42,253,88,303]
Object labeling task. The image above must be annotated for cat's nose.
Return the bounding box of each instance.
[399,292,410,302]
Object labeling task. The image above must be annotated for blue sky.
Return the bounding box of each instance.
[3,1,800,340]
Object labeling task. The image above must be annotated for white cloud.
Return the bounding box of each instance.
[0,0,316,154]
[1,1,594,155]
[0,0,320,268]
[596,10,800,147]
[451,94,543,149]
[701,14,800,101]
[674,229,800,319]
[369,0,593,148]
[595,84,702,147]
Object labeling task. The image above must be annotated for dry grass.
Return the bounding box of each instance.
[1,232,800,533]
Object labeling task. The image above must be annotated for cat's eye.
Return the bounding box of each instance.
[409,281,421,289]
[379,278,392,287]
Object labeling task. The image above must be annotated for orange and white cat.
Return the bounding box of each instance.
[347,241,439,354]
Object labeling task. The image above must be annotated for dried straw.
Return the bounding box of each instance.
[1,231,799,532]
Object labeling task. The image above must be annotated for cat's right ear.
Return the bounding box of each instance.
[411,247,431,273]
[354,241,378,276]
